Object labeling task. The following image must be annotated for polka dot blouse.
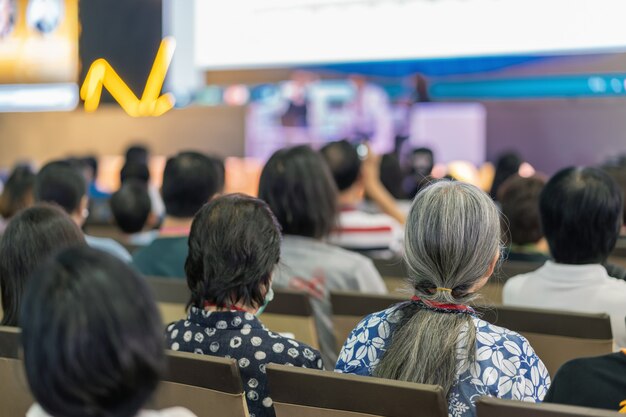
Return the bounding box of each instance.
[166,307,324,417]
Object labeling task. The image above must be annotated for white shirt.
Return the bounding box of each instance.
[503,260,626,348]
[27,404,197,417]
[328,208,402,253]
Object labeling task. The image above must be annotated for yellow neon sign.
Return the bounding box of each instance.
[80,37,176,117]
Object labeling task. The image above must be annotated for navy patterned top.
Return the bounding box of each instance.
[166,307,324,417]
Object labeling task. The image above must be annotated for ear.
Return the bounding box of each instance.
[485,251,500,278]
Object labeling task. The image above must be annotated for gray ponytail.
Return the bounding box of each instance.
[373,181,501,397]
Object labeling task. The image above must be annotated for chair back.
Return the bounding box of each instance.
[157,351,249,417]
[146,276,190,324]
[372,258,408,295]
[330,291,406,352]
[476,397,622,417]
[263,290,320,349]
[0,326,33,417]
[478,260,543,305]
[266,363,448,417]
[475,305,613,376]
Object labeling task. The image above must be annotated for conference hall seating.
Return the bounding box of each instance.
[476,397,622,417]
[266,363,448,417]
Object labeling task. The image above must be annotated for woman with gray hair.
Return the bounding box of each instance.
[335,181,550,417]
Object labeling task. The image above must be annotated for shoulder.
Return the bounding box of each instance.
[254,326,324,368]
[85,235,132,262]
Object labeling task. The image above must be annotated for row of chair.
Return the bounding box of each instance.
[0,326,620,417]
[147,277,614,377]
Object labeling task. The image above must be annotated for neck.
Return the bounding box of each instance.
[204,302,258,315]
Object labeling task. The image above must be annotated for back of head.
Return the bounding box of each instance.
[0,165,36,219]
[258,145,338,239]
[110,180,151,234]
[34,160,86,214]
[185,194,281,310]
[125,145,149,165]
[320,140,361,191]
[120,162,151,184]
[374,181,501,396]
[498,175,546,246]
[162,151,221,218]
[21,246,164,417]
[208,155,226,194]
[540,167,623,264]
[0,204,85,326]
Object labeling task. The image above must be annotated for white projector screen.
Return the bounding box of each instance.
[194,0,626,70]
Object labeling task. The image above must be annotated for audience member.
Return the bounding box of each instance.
[544,350,626,412]
[21,246,196,417]
[498,175,550,263]
[82,155,110,199]
[0,164,35,233]
[379,153,406,199]
[167,194,323,417]
[33,160,132,262]
[503,167,626,347]
[110,179,158,246]
[336,181,550,416]
[123,144,166,221]
[258,145,386,366]
[0,204,85,326]
[320,140,403,254]
[132,151,221,278]
[402,147,434,199]
[489,151,522,200]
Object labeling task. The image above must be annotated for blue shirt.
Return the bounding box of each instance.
[166,307,324,417]
[335,302,550,417]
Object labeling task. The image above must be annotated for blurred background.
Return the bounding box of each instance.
[2,0,626,194]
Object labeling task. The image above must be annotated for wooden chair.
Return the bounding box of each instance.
[478,260,543,305]
[263,289,320,349]
[475,305,613,376]
[0,326,33,417]
[157,351,249,417]
[476,397,621,417]
[145,276,190,324]
[330,291,405,352]
[371,258,408,296]
[266,363,447,417]
[0,326,250,417]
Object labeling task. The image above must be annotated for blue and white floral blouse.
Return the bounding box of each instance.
[166,307,324,417]
[335,302,551,417]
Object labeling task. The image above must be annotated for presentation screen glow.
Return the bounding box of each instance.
[194,0,626,69]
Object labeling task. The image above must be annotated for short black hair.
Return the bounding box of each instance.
[499,175,546,246]
[162,151,221,218]
[320,140,361,191]
[258,145,338,239]
[125,145,149,165]
[81,156,98,178]
[0,164,35,219]
[185,194,281,310]
[0,204,85,326]
[21,246,165,417]
[110,180,151,234]
[34,160,87,214]
[120,162,151,184]
[540,167,624,264]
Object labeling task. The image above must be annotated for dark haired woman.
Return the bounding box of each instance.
[21,246,196,417]
[258,145,386,367]
[336,181,550,417]
[166,194,324,417]
[0,204,85,326]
